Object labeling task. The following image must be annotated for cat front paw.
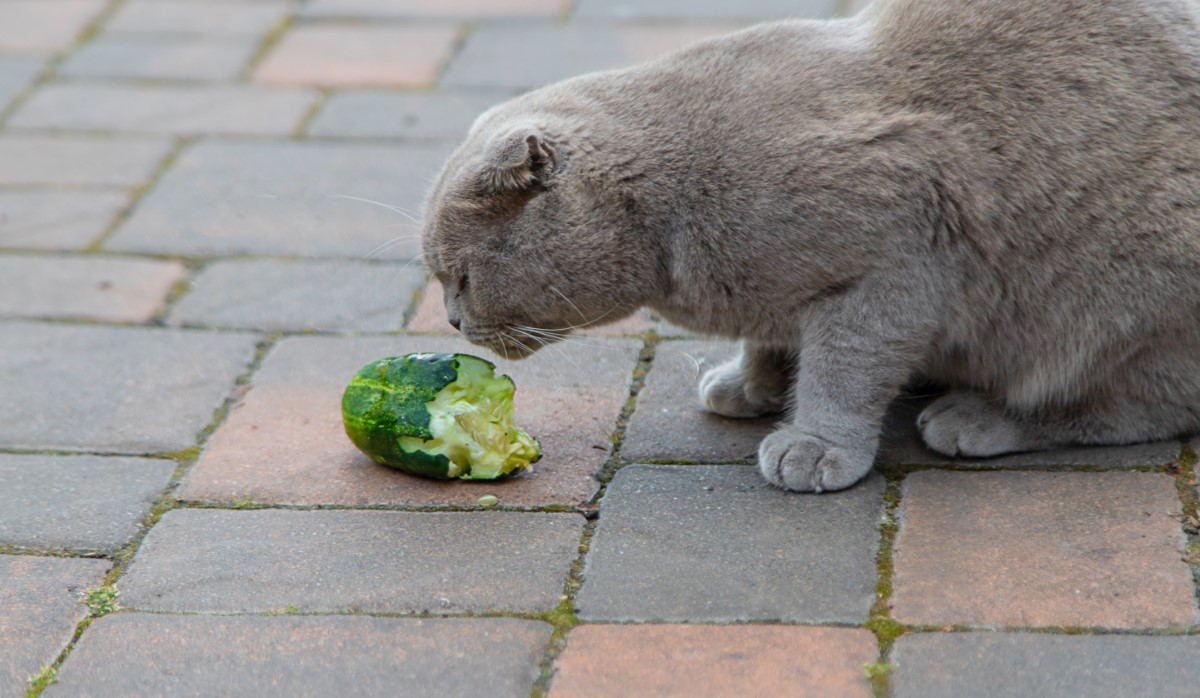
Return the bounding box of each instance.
[758,428,874,492]
[918,392,1046,457]
[699,358,785,418]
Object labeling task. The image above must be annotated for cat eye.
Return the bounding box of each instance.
[455,274,469,297]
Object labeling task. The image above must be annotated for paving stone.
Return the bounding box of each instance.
[58,35,260,81]
[443,22,743,89]
[107,139,451,258]
[308,89,513,141]
[167,258,425,332]
[0,134,172,188]
[408,278,660,337]
[8,83,316,135]
[0,454,174,552]
[0,254,187,322]
[0,191,128,250]
[50,614,551,698]
[575,465,885,622]
[624,341,1180,468]
[254,25,460,88]
[574,0,839,20]
[892,632,1200,698]
[105,0,290,36]
[118,508,584,613]
[0,0,106,54]
[0,55,45,110]
[551,624,877,698]
[622,340,776,462]
[179,334,639,506]
[305,0,568,19]
[0,322,258,453]
[0,555,110,697]
[877,394,1182,469]
[892,470,1196,628]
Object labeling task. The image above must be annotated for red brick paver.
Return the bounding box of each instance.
[180,335,639,506]
[550,625,878,697]
[254,25,460,88]
[892,471,1197,628]
[0,254,187,323]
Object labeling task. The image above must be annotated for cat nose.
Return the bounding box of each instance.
[448,316,461,331]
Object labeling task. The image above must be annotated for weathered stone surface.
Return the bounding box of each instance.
[0,191,128,250]
[442,22,743,89]
[892,632,1200,698]
[574,0,838,20]
[167,259,424,332]
[622,340,776,462]
[105,0,290,36]
[254,25,460,88]
[308,89,513,141]
[0,134,171,187]
[106,139,451,258]
[0,254,187,322]
[0,55,45,110]
[58,35,260,81]
[50,614,551,698]
[304,0,568,19]
[180,334,638,506]
[0,555,110,697]
[0,322,258,453]
[551,625,877,698]
[9,84,316,135]
[892,471,1197,628]
[575,465,885,623]
[0,454,174,552]
[0,1,106,54]
[118,509,584,613]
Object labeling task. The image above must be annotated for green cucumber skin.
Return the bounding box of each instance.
[342,353,508,479]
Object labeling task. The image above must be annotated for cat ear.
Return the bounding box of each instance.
[481,125,560,193]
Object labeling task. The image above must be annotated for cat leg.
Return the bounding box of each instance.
[759,280,934,492]
[699,342,793,418]
[919,389,1200,457]
[917,391,1056,457]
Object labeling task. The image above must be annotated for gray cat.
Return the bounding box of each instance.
[421,0,1200,492]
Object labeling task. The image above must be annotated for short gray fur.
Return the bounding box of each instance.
[423,0,1200,492]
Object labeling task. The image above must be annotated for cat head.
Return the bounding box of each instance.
[421,105,659,359]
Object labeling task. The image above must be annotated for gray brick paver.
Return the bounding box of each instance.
[167,258,425,332]
[58,35,261,82]
[104,0,291,36]
[892,633,1200,698]
[48,614,552,698]
[0,191,129,250]
[308,89,514,141]
[576,464,885,623]
[0,134,172,188]
[106,139,451,258]
[0,55,45,111]
[0,322,259,453]
[118,508,585,613]
[9,84,316,135]
[0,555,110,697]
[0,454,174,552]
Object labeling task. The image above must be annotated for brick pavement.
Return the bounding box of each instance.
[0,1,1196,697]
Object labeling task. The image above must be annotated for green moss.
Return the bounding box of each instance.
[25,664,57,695]
[863,661,891,692]
[84,587,119,617]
